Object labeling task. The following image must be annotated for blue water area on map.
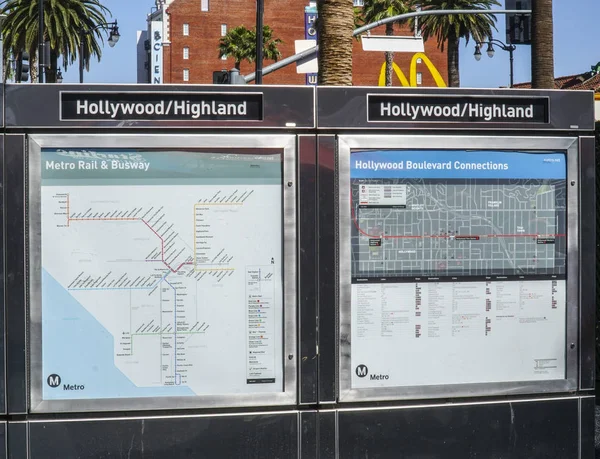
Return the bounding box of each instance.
[350,150,566,180]
[42,269,195,400]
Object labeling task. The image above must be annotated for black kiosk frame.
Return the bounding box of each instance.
[0,84,595,458]
[316,87,596,459]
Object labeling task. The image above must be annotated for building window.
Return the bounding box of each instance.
[183,69,190,81]
[353,0,364,6]
[221,24,227,36]
[416,72,423,85]
[201,0,209,11]
[183,23,189,36]
[183,47,189,59]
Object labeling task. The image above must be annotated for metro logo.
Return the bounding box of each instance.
[356,364,368,377]
[47,374,61,388]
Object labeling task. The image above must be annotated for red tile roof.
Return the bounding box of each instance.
[514,71,600,92]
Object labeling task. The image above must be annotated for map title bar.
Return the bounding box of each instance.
[367,94,549,124]
[351,150,566,179]
[40,148,281,183]
[60,92,264,122]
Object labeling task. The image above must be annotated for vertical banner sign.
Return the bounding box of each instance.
[304,5,318,86]
[150,21,163,84]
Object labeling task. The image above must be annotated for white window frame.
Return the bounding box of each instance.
[221,24,227,36]
[183,68,190,82]
[201,0,209,11]
[416,72,423,85]
[183,23,189,36]
[183,47,189,60]
[353,0,364,6]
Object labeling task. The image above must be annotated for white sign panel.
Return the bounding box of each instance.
[349,149,568,389]
[360,36,425,53]
[294,40,318,74]
[39,148,284,402]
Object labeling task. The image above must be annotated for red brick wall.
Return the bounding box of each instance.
[165,0,447,87]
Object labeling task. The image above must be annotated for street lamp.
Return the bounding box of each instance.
[474,38,517,87]
[79,20,120,83]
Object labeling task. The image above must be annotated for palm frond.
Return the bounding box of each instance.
[1,0,112,80]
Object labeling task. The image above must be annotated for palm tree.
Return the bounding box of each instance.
[1,0,111,83]
[357,0,412,86]
[531,0,554,89]
[317,0,354,85]
[218,25,282,71]
[414,0,499,87]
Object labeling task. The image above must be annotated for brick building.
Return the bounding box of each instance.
[139,0,448,87]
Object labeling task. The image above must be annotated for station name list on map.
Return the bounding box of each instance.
[40,148,284,402]
[349,149,567,389]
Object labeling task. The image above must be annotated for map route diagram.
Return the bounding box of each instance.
[40,149,283,400]
[351,179,567,278]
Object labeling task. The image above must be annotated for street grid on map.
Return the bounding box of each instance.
[351,179,567,278]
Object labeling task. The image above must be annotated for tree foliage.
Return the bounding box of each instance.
[413,0,499,87]
[218,25,282,70]
[0,0,111,82]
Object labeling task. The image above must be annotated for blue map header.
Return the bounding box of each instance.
[350,150,566,180]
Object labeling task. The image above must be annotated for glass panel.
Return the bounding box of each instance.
[38,147,286,404]
[349,149,567,389]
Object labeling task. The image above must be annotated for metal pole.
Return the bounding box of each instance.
[79,31,84,83]
[509,47,514,88]
[37,0,44,83]
[255,0,264,84]
[244,9,531,82]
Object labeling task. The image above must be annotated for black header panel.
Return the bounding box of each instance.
[318,87,594,131]
[5,84,315,129]
[367,94,549,124]
[60,91,264,122]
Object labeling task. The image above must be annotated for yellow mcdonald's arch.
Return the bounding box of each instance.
[378,52,446,87]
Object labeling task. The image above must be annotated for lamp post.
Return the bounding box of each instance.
[79,20,120,83]
[474,38,517,88]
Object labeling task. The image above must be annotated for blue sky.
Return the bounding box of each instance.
[60,0,600,87]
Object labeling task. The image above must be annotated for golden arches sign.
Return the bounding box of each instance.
[378,52,446,87]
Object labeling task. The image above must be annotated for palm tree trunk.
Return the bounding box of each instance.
[447,29,460,87]
[385,22,394,86]
[30,54,38,83]
[531,0,554,89]
[317,0,354,85]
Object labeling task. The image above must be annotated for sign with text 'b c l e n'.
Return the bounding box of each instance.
[60,92,264,122]
[367,95,549,124]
